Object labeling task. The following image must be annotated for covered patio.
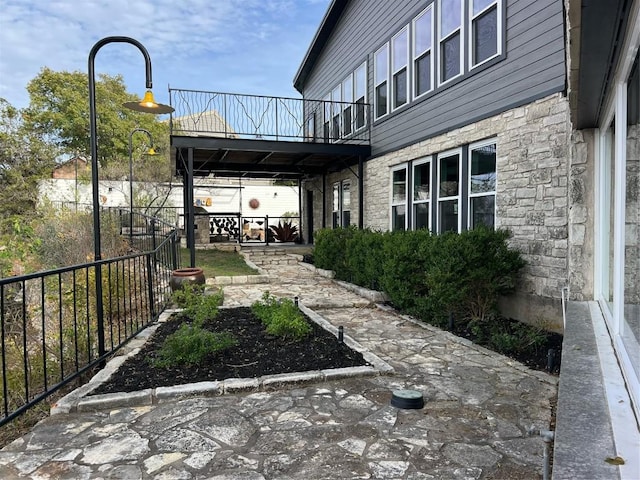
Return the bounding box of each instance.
[169,89,371,266]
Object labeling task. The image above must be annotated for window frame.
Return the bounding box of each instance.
[354,61,368,131]
[341,73,354,138]
[341,180,351,227]
[437,0,465,87]
[411,157,432,230]
[331,85,342,142]
[467,139,497,229]
[390,164,408,231]
[332,182,341,228]
[436,148,462,233]
[323,93,331,143]
[468,0,502,71]
[412,5,435,100]
[391,26,410,111]
[374,43,390,120]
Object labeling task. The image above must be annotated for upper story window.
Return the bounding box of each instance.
[323,93,331,142]
[342,74,353,137]
[354,62,367,130]
[413,6,434,99]
[392,27,409,110]
[438,0,464,85]
[331,85,341,141]
[470,0,501,68]
[375,44,389,119]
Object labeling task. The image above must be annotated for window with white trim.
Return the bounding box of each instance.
[412,157,432,230]
[470,0,501,68]
[413,6,434,99]
[354,62,367,130]
[342,181,351,226]
[331,85,341,140]
[392,27,409,110]
[438,0,463,85]
[323,93,331,143]
[468,141,496,228]
[375,44,389,119]
[342,74,353,137]
[391,165,408,231]
[332,183,340,228]
[437,150,461,233]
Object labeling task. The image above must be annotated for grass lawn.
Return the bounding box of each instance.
[179,248,258,278]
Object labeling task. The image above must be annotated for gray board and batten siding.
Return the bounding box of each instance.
[299,0,566,158]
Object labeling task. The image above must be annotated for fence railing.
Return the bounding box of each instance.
[169,88,371,145]
[180,212,301,245]
[0,213,179,427]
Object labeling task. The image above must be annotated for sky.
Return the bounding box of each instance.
[0,0,331,110]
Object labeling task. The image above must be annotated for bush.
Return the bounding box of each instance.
[312,226,358,280]
[251,292,311,341]
[172,284,224,326]
[153,325,237,367]
[313,226,525,328]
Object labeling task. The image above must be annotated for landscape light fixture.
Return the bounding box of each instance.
[123,90,174,114]
[88,35,173,359]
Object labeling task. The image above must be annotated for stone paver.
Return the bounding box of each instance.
[0,252,557,479]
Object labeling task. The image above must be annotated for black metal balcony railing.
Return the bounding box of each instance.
[169,88,371,145]
[0,211,179,427]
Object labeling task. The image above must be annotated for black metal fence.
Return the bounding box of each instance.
[169,88,371,145]
[0,214,179,427]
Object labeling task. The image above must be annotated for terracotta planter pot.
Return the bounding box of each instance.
[170,267,206,292]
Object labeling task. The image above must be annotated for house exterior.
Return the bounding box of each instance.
[293,0,639,475]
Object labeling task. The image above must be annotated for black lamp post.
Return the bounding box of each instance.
[128,127,155,242]
[88,36,173,358]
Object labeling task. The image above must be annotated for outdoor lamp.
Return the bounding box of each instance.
[123,90,174,114]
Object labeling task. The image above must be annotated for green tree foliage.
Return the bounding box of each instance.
[0,98,58,227]
[23,68,170,179]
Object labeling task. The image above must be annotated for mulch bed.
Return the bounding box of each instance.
[91,307,368,395]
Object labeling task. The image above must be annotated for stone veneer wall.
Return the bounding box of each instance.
[302,92,582,329]
[302,170,360,233]
[626,124,639,305]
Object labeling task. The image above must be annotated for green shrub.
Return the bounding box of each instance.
[172,284,224,326]
[345,228,386,289]
[251,292,311,341]
[313,226,358,279]
[153,324,237,367]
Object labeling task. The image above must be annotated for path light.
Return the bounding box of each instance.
[338,325,344,343]
[88,36,173,359]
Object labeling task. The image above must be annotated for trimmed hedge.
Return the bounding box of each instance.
[313,226,525,327]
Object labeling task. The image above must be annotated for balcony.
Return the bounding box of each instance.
[169,88,372,180]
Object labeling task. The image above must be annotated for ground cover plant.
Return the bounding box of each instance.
[91,288,367,394]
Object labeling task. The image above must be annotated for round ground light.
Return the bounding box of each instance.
[391,389,424,409]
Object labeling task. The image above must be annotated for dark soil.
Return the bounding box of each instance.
[91,307,369,395]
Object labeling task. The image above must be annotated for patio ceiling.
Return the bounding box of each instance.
[172,135,371,180]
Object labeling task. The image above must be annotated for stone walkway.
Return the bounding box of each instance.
[0,252,557,479]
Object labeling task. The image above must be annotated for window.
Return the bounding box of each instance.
[391,166,408,230]
[392,27,409,110]
[305,114,315,142]
[438,0,463,85]
[342,74,353,137]
[354,62,367,130]
[331,85,341,140]
[375,44,389,119]
[412,158,431,230]
[468,141,496,228]
[323,93,331,143]
[332,183,340,228]
[438,151,461,233]
[342,181,351,226]
[413,6,434,98]
[470,0,500,68]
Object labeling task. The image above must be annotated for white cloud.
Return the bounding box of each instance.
[0,0,330,108]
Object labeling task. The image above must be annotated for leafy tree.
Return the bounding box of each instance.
[0,98,58,227]
[23,68,170,179]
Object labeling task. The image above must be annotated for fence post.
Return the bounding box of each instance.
[146,254,156,321]
[265,215,269,246]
